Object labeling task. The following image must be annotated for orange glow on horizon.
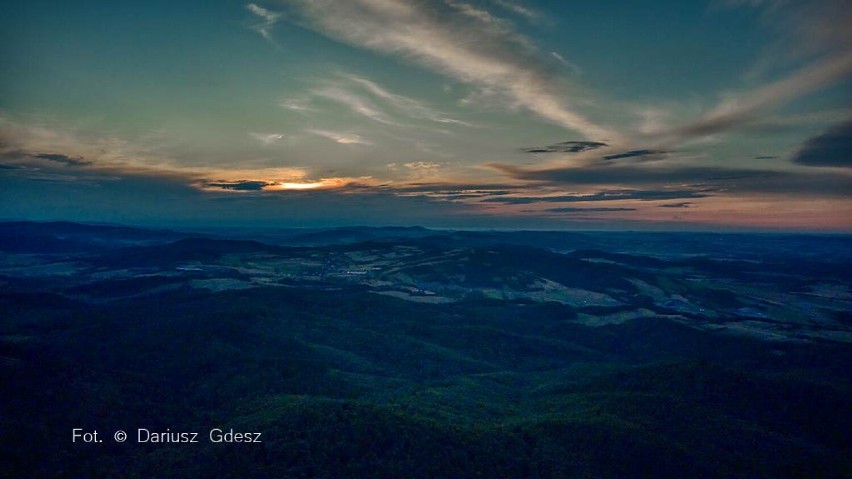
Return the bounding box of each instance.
[272,177,355,190]
[279,181,327,190]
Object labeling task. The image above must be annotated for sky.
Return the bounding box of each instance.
[1,0,851,231]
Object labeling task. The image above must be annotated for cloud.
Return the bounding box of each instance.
[246,3,283,42]
[201,175,375,193]
[281,73,480,142]
[403,161,444,170]
[550,51,583,76]
[437,192,511,200]
[488,162,665,184]
[661,0,852,144]
[524,140,607,153]
[247,3,281,23]
[602,149,667,161]
[490,0,540,22]
[32,153,93,167]
[204,180,276,191]
[791,119,852,167]
[0,116,186,173]
[394,183,521,194]
[669,50,852,140]
[278,0,614,140]
[444,0,527,45]
[631,1,852,148]
[489,162,723,185]
[480,189,714,205]
[1,165,505,228]
[279,98,316,112]
[313,87,396,125]
[721,0,852,60]
[490,162,852,197]
[282,74,472,130]
[544,207,636,213]
[307,129,372,145]
[0,150,92,168]
[249,132,287,145]
[343,74,473,126]
[659,202,693,208]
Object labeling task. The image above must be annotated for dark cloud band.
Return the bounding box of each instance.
[524,141,607,153]
[792,119,852,168]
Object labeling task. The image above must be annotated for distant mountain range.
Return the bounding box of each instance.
[1,220,850,478]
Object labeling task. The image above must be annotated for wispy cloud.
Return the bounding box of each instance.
[490,162,852,198]
[307,129,372,145]
[481,189,714,205]
[31,153,93,167]
[279,98,316,112]
[281,72,474,131]
[249,132,287,145]
[246,3,283,43]
[0,116,175,171]
[544,207,636,213]
[644,0,852,146]
[550,51,583,76]
[490,0,541,22]
[403,161,444,170]
[278,0,615,140]
[343,74,473,126]
[719,0,852,63]
[312,87,396,125]
[667,50,852,141]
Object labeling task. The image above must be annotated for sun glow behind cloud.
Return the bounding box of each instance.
[276,178,353,190]
[278,182,325,190]
[197,175,369,193]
